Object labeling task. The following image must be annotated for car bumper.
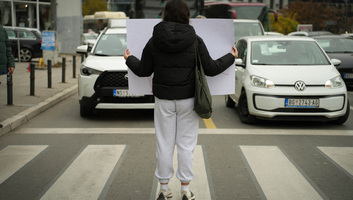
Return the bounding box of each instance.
[246,86,348,120]
[78,72,155,110]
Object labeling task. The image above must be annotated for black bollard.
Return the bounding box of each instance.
[62,57,66,83]
[7,72,13,105]
[30,63,35,96]
[47,59,52,88]
[81,54,84,63]
[73,55,76,78]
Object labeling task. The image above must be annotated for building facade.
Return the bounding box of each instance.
[0,0,81,55]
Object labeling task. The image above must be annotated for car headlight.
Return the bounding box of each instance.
[325,76,344,88]
[250,75,275,88]
[80,66,103,76]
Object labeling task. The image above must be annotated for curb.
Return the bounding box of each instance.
[0,84,78,137]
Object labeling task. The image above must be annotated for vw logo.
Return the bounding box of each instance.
[124,73,128,80]
[294,81,306,91]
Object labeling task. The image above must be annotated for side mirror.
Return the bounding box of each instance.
[76,45,88,54]
[331,58,341,66]
[235,58,245,67]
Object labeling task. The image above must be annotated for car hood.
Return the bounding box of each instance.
[326,53,353,69]
[248,65,340,85]
[83,55,127,71]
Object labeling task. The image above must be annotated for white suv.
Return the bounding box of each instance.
[76,20,154,117]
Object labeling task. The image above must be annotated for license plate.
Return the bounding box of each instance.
[113,89,141,97]
[344,73,353,79]
[285,98,319,108]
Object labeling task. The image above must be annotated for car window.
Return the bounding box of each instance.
[236,40,247,65]
[316,38,353,53]
[94,33,127,56]
[18,31,36,39]
[251,40,330,65]
[6,30,16,39]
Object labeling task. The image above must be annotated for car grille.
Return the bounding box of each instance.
[96,71,128,88]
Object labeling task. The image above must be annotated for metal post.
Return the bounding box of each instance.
[73,55,76,78]
[7,72,13,105]
[81,54,84,63]
[62,57,66,83]
[48,59,52,88]
[30,63,35,96]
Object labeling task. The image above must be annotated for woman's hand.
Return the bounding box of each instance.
[124,49,131,60]
[231,46,238,58]
[7,67,15,74]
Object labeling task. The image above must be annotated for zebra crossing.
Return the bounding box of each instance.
[0,128,353,199]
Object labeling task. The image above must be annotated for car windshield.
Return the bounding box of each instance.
[234,22,263,42]
[93,33,126,56]
[315,37,353,53]
[251,40,330,65]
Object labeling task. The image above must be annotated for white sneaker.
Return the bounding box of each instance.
[156,188,173,200]
[181,190,195,200]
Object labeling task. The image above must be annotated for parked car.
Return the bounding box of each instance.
[226,36,349,124]
[265,31,283,36]
[233,19,264,43]
[81,32,98,50]
[288,31,333,37]
[4,26,42,62]
[76,20,154,117]
[313,35,353,87]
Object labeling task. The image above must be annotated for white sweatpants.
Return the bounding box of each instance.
[154,97,199,183]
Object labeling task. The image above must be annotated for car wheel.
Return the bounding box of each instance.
[237,91,258,124]
[225,95,235,108]
[80,105,94,117]
[20,48,33,62]
[329,100,350,125]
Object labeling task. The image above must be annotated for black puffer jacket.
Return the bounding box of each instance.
[126,21,235,100]
[0,25,15,74]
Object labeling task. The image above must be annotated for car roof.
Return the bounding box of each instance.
[312,35,353,39]
[4,26,40,32]
[233,19,261,23]
[104,27,126,34]
[240,35,316,42]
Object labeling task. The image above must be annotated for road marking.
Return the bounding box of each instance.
[203,118,217,129]
[153,146,213,200]
[40,145,126,200]
[0,145,48,184]
[318,147,353,177]
[16,128,353,136]
[240,145,326,200]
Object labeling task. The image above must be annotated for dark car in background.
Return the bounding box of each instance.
[313,35,353,87]
[4,26,42,62]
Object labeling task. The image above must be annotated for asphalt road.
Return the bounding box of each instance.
[0,92,352,200]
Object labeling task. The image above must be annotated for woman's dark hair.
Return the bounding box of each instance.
[163,0,190,24]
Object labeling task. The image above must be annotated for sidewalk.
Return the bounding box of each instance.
[0,55,81,136]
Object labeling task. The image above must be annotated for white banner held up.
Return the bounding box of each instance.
[126,19,235,95]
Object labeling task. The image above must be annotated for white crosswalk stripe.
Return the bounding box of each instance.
[0,145,48,184]
[317,147,353,177]
[240,145,326,200]
[40,145,126,200]
[1,143,353,199]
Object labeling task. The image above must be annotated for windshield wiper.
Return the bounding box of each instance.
[94,53,109,56]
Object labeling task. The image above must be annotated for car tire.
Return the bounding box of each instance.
[80,105,94,117]
[237,91,258,124]
[20,48,33,62]
[225,95,235,108]
[329,100,350,125]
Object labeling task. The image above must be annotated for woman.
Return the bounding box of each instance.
[0,25,15,84]
[124,0,238,199]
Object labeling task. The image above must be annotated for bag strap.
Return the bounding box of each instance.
[194,39,203,73]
